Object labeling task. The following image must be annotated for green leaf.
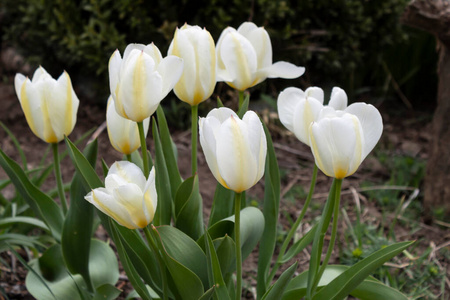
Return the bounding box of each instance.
[257,122,281,297]
[312,241,414,300]
[0,121,28,170]
[93,284,122,300]
[109,220,153,300]
[282,265,408,300]
[152,118,172,225]
[261,262,298,300]
[64,137,103,190]
[174,175,204,240]
[26,240,119,300]
[208,183,234,226]
[151,226,205,300]
[217,97,225,108]
[214,235,236,275]
[199,285,216,300]
[62,139,98,292]
[0,233,46,250]
[237,93,250,118]
[280,224,317,264]
[156,105,183,195]
[204,230,230,300]
[0,216,49,231]
[0,148,64,241]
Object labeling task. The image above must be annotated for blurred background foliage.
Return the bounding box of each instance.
[0,0,437,111]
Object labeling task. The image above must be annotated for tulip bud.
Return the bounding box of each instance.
[199,107,267,193]
[309,103,383,179]
[109,43,184,122]
[14,67,79,143]
[216,22,305,91]
[168,24,216,106]
[85,162,157,229]
[106,96,150,155]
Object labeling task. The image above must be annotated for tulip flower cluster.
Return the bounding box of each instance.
[7,19,412,300]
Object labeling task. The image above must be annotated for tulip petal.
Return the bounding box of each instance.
[114,183,148,228]
[292,97,324,146]
[108,161,147,190]
[242,111,267,182]
[31,66,50,83]
[19,78,45,140]
[305,87,325,104]
[243,27,272,70]
[345,103,383,159]
[261,61,305,79]
[108,50,122,98]
[143,167,157,222]
[328,87,348,110]
[277,87,305,133]
[144,43,163,65]
[14,73,26,99]
[217,116,257,192]
[157,55,184,99]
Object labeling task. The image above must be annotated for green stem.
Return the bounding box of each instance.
[52,143,67,214]
[137,121,149,178]
[126,154,132,162]
[238,91,245,110]
[191,104,198,176]
[143,226,168,300]
[235,192,243,299]
[306,179,337,300]
[267,165,318,285]
[314,179,343,286]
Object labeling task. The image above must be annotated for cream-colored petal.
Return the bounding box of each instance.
[143,167,157,222]
[292,97,324,146]
[114,183,148,228]
[144,43,163,65]
[108,49,122,99]
[328,87,348,110]
[305,87,324,104]
[277,87,305,133]
[242,111,267,183]
[260,61,305,79]
[244,27,272,69]
[345,102,382,159]
[14,73,26,99]
[108,161,147,190]
[157,55,184,99]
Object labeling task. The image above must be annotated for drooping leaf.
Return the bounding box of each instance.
[261,262,298,300]
[0,148,64,241]
[204,230,230,300]
[0,216,49,231]
[174,175,204,240]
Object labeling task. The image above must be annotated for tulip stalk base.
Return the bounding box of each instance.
[52,143,68,214]
[191,105,198,176]
[138,121,149,178]
[235,192,243,300]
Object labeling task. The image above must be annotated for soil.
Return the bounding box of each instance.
[0,65,449,299]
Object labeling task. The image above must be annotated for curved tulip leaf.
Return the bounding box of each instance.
[257,122,281,297]
[204,230,231,300]
[65,137,103,190]
[312,241,413,300]
[109,220,153,300]
[156,226,209,288]
[174,175,204,240]
[282,265,408,300]
[26,240,119,300]
[152,119,172,226]
[214,235,236,275]
[62,139,97,292]
[93,284,121,300]
[280,224,317,264]
[0,216,49,231]
[0,148,64,241]
[261,261,298,300]
[156,105,182,195]
[199,286,215,300]
[0,121,28,170]
[208,183,234,226]
[151,226,205,300]
[0,233,46,251]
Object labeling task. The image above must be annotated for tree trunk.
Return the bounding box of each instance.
[402,0,450,220]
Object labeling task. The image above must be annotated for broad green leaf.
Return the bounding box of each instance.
[109,220,153,300]
[129,150,144,171]
[93,284,122,300]
[257,122,281,298]
[0,216,49,231]
[156,105,183,195]
[282,265,408,300]
[62,139,97,292]
[312,241,414,300]
[0,233,46,252]
[214,235,236,275]
[261,262,298,300]
[199,286,215,300]
[174,175,204,240]
[204,230,230,300]
[208,183,234,226]
[0,148,64,241]
[151,226,204,300]
[157,226,209,288]
[280,224,317,264]
[26,240,119,300]
[152,119,172,225]
[64,137,103,190]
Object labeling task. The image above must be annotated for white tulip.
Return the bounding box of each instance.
[168,24,216,106]
[106,96,150,155]
[216,22,305,91]
[14,66,79,143]
[309,103,383,179]
[85,162,157,229]
[109,43,184,122]
[199,107,267,193]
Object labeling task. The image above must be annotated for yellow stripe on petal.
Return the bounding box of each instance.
[92,191,134,229]
[230,33,252,90]
[19,80,39,138]
[133,52,146,119]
